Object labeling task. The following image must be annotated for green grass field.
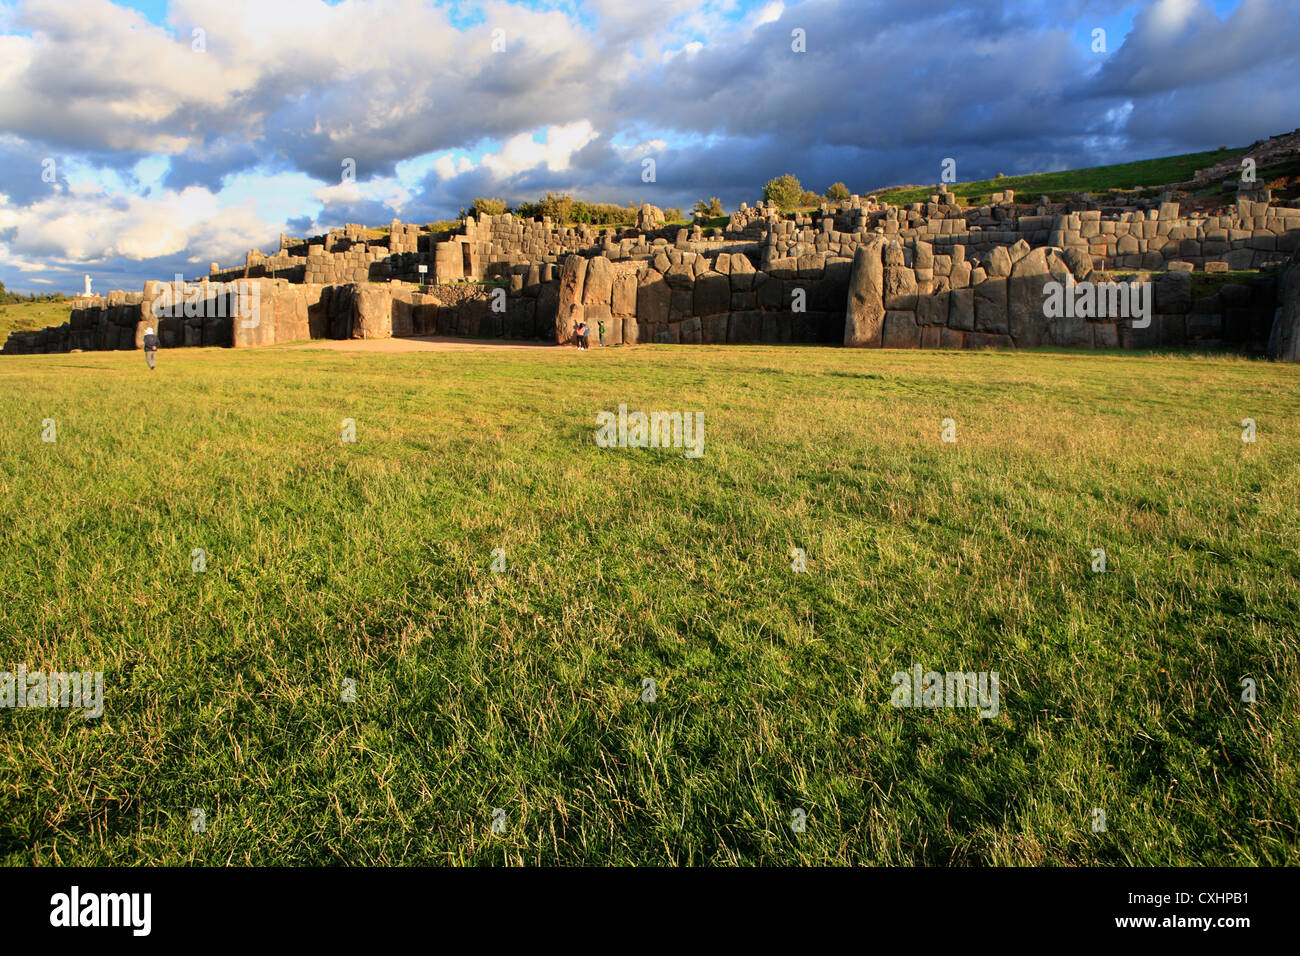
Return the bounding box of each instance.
[873,147,1246,207]
[1,343,1297,865]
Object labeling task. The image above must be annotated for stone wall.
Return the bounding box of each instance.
[1266,250,1300,362]
[844,237,1279,353]
[10,182,1300,357]
[554,250,848,345]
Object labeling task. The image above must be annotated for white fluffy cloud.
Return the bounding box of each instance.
[0,182,274,264]
[2,0,1299,294]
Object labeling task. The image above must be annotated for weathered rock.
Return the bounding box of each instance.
[582,256,615,309]
[974,277,1008,334]
[948,287,975,331]
[728,311,762,343]
[1063,246,1093,281]
[637,204,665,231]
[988,246,1013,277]
[844,237,887,347]
[882,310,921,348]
[664,262,696,290]
[1007,248,1053,346]
[1154,270,1192,315]
[636,269,671,327]
[883,265,918,311]
[611,273,637,316]
[556,255,587,344]
[353,285,392,339]
[1268,252,1300,361]
[694,272,731,316]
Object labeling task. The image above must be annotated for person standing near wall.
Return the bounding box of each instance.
[142,326,159,370]
[598,319,606,347]
[569,305,582,348]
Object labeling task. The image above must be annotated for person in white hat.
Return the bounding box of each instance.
[142,326,159,370]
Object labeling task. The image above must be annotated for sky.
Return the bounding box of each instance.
[0,0,1297,294]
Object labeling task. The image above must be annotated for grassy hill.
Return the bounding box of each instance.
[0,300,74,340]
[872,147,1247,207]
[1,343,1296,865]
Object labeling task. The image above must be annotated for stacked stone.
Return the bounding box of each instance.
[608,244,848,345]
[841,237,1278,353]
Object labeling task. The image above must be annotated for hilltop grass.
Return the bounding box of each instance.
[0,300,74,340]
[874,147,1246,207]
[0,343,1297,866]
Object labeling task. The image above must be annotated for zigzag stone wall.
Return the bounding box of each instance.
[7,186,1300,359]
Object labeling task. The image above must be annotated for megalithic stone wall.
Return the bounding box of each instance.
[1267,250,1300,361]
[841,238,1280,352]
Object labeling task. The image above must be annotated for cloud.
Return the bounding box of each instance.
[2,0,1300,294]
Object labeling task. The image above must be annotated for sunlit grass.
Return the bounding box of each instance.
[0,343,1296,865]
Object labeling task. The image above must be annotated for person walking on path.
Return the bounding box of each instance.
[142,327,159,370]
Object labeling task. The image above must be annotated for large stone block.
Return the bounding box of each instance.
[583,256,615,308]
[1154,270,1192,314]
[974,277,1009,334]
[727,311,762,343]
[636,269,671,327]
[612,273,637,316]
[556,255,587,343]
[883,265,918,311]
[694,272,731,316]
[844,238,886,347]
[948,287,975,331]
[1007,248,1053,346]
[882,310,921,348]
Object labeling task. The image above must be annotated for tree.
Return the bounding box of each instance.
[470,197,508,217]
[663,206,684,223]
[763,174,803,211]
[693,196,724,219]
[826,182,850,201]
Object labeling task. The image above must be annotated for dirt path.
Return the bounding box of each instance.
[283,335,562,353]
